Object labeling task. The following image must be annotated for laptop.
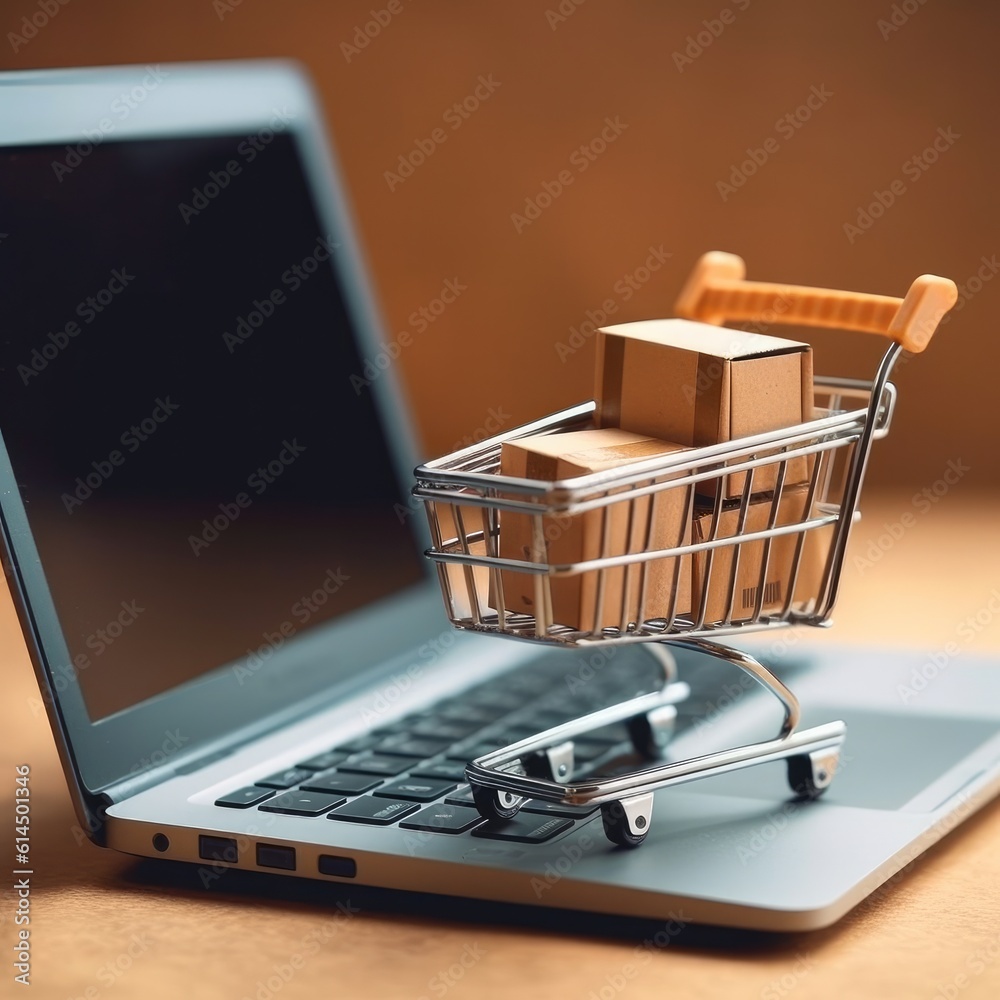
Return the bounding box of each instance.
[2,60,999,932]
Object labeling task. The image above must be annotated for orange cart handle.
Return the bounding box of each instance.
[674,251,958,354]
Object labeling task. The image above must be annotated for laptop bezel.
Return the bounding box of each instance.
[0,60,450,804]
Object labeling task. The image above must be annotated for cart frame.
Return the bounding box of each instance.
[412,252,958,846]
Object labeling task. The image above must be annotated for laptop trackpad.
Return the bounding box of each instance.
[672,706,998,810]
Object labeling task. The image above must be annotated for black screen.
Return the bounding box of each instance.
[0,132,425,719]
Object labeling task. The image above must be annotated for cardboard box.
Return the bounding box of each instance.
[495,428,692,633]
[691,484,832,624]
[595,318,814,497]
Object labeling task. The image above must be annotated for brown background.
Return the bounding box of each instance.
[4,499,1000,999]
[2,0,998,492]
[3,5,1000,999]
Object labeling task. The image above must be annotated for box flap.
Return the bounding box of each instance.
[501,428,686,480]
[599,318,808,359]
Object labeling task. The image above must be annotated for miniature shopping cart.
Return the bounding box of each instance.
[412,252,957,847]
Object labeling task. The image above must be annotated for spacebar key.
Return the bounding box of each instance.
[473,813,573,843]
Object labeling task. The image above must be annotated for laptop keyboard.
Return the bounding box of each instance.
[214,651,664,844]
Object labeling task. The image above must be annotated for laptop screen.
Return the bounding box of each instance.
[0,131,426,721]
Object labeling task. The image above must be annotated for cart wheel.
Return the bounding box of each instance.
[600,793,655,848]
[524,741,575,781]
[627,704,678,758]
[787,748,839,800]
[471,783,523,822]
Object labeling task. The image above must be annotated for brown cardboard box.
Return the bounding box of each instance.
[595,318,814,498]
[691,485,832,624]
[496,428,692,633]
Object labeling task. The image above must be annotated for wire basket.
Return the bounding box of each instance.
[412,252,958,846]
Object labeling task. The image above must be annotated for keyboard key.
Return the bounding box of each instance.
[337,753,422,777]
[334,733,383,754]
[374,778,456,802]
[376,736,452,758]
[216,786,275,809]
[400,804,485,834]
[466,690,523,711]
[444,785,476,806]
[436,702,500,725]
[410,719,481,740]
[296,750,349,771]
[300,771,382,795]
[473,813,573,843]
[411,760,469,783]
[522,799,599,818]
[328,797,419,826]
[372,719,418,736]
[448,740,509,761]
[259,791,346,816]
[255,767,314,789]
[505,673,554,695]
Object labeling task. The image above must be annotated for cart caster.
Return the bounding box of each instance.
[600,793,654,848]
[627,704,678,759]
[787,748,839,800]
[524,741,575,781]
[471,783,524,822]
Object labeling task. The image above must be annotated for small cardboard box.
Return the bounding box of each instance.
[691,485,832,624]
[496,428,692,633]
[595,318,814,497]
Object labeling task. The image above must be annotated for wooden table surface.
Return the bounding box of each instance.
[2,493,999,1000]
